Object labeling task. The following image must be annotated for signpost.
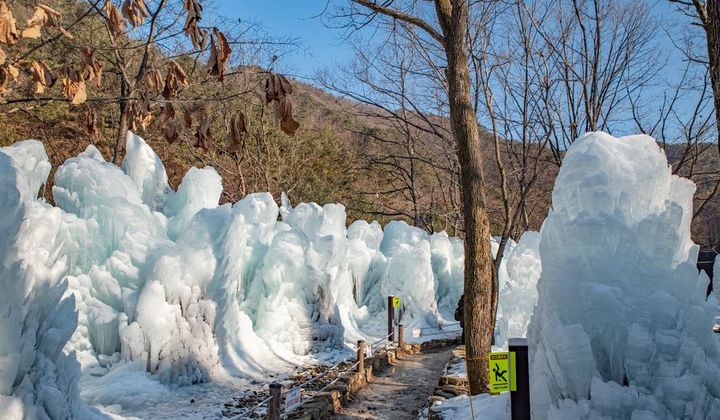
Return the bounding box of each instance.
[284,386,301,413]
[489,339,530,420]
[488,352,511,394]
[509,338,530,420]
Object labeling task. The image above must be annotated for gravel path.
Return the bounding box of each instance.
[333,347,453,420]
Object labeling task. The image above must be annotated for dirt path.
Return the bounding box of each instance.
[333,347,453,420]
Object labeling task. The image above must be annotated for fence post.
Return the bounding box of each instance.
[357,340,365,373]
[398,324,404,348]
[267,383,282,420]
[509,338,530,420]
[387,295,395,342]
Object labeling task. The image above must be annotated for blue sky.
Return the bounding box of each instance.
[216,1,352,81]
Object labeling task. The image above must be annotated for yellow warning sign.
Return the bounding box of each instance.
[392,297,401,308]
[489,352,510,394]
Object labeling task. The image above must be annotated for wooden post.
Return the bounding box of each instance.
[267,383,282,420]
[509,338,530,420]
[398,324,404,348]
[357,340,365,373]
[387,295,395,342]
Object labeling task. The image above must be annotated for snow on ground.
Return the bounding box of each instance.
[0,133,469,418]
[431,393,510,419]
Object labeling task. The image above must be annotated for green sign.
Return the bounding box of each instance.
[392,297,401,308]
[488,351,516,394]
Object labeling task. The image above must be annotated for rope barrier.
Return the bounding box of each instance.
[229,394,273,419]
[417,328,463,338]
[234,348,359,418]
[285,360,362,416]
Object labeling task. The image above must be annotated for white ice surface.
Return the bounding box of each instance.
[0,133,468,417]
[528,132,720,419]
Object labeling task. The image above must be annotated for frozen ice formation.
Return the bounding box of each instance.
[0,141,97,419]
[7,129,714,419]
[528,132,720,419]
[0,132,470,415]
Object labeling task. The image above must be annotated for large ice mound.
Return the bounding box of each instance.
[0,133,475,415]
[0,141,96,419]
[528,132,720,419]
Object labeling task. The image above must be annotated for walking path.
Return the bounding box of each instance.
[333,346,453,419]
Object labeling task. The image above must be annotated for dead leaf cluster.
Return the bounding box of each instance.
[264,73,300,136]
[183,0,206,50]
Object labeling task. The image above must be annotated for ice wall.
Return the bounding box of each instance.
[528,132,720,419]
[0,142,97,419]
[495,232,541,344]
[0,133,470,403]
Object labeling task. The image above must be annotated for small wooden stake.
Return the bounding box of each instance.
[398,324,404,348]
[387,295,395,342]
[266,383,282,420]
[357,340,366,373]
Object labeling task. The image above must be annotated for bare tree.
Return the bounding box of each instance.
[669,0,720,152]
[319,30,462,231]
[338,0,497,393]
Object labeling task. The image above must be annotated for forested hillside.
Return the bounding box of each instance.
[0,0,717,248]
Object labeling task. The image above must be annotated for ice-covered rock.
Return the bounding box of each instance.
[528,132,720,419]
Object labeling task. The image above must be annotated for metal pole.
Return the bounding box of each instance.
[357,340,365,373]
[509,338,530,420]
[387,295,395,342]
[266,383,282,420]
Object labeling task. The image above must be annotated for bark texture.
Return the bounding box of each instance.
[435,0,496,395]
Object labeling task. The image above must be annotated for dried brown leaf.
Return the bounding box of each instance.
[0,64,19,94]
[194,110,212,150]
[208,28,231,81]
[121,0,147,28]
[264,73,299,136]
[182,0,206,49]
[146,67,164,94]
[21,6,46,39]
[155,102,179,143]
[84,106,99,139]
[60,66,87,105]
[161,60,187,99]
[29,61,55,94]
[81,47,103,88]
[228,112,246,152]
[103,1,126,38]
[0,1,19,45]
[0,46,6,66]
[23,4,71,39]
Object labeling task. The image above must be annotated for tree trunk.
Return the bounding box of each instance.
[113,77,129,165]
[437,0,496,395]
[705,0,720,153]
[113,99,129,165]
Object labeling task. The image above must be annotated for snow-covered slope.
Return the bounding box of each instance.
[528,132,720,419]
